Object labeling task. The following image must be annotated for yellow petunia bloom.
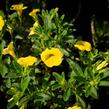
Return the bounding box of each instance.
[0,16,5,31]
[17,56,37,67]
[67,105,82,109]
[2,41,16,58]
[41,48,63,67]
[96,60,108,71]
[74,41,92,51]
[10,3,27,16]
[29,9,40,18]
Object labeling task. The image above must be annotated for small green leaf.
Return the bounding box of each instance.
[0,40,5,55]
[20,76,30,92]
[67,58,83,76]
[101,71,109,79]
[78,96,86,109]
[18,96,28,108]
[90,86,98,99]
[0,65,8,77]
[51,84,61,91]
[61,48,69,57]
[6,78,11,88]
[7,92,22,109]
[63,88,71,101]
[99,81,109,86]
[85,85,98,99]
[52,72,63,82]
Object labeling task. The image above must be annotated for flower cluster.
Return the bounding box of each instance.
[1,2,109,109]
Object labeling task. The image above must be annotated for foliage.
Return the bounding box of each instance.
[0,2,109,109]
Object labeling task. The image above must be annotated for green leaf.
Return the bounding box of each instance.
[0,40,5,55]
[7,98,18,109]
[0,65,8,77]
[63,88,71,101]
[50,7,59,19]
[78,96,86,109]
[67,58,83,76]
[85,85,98,99]
[53,72,66,86]
[12,60,22,74]
[51,84,61,91]
[90,86,98,99]
[101,71,109,79]
[99,81,109,86]
[52,72,63,82]
[18,96,28,108]
[44,73,50,81]
[61,30,67,36]
[6,78,11,88]
[20,76,30,92]
[35,68,41,73]
[7,76,30,109]
[7,92,22,109]
[61,48,70,57]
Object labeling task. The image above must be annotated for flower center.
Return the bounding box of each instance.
[45,54,54,61]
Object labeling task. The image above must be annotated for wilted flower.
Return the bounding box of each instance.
[29,21,39,36]
[29,27,35,36]
[17,56,37,67]
[0,16,5,31]
[74,41,92,51]
[96,60,108,71]
[29,9,40,18]
[2,41,16,58]
[67,105,82,109]
[41,48,63,67]
[10,3,27,16]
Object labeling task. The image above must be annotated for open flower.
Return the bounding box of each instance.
[74,41,92,51]
[17,56,37,67]
[29,9,40,18]
[0,16,5,31]
[2,41,16,58]
[10,3,27,16]
[41,48,63,67]
[67,105,81,109]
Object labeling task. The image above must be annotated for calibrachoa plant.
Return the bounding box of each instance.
[1,3,109,109]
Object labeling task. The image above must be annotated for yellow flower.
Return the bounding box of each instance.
[0,16,5,31]
[2,41,16,58]
[96,60,108,71]
[29,9,40,17]
[41,48,63,67]
[10,3,27,16]
[74,41,92,51]
[17,56,37,67]
[68,105,82,109]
